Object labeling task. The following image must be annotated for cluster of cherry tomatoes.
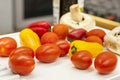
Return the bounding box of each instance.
[0,21,71,75]
[0,20,118,76]
[71,50,118,74]
[70,28,118,74]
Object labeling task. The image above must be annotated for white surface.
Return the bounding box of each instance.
[0,28,120,80]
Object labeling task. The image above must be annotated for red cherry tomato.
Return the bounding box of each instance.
[94,51,117,74]
[55,40,70,57]
[9,54,35,75]
[0,37,17,57]
[41,32,59,44]
[71,50,92,70]
[36,43,61,63]
[9,47,34,58]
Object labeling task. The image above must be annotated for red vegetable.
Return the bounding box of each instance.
[9,52,35,75]
[67,28,86,42]
[9,47,34,58]
[28,21,51,38]
[0,37,17,57]
[55,40,70,57]
[36,43,61,63]
[94,51,117,74]
[71,50,92,70]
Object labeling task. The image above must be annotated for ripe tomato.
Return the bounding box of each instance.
[85,36,103,45]
[0,37,17,57]
[86,29,106,40]
[9,54,35,75]
[94,51,117,74]
[53,24,69,39]
[71,50,92,70]
[9,47,34,58]
[36,43,61,63]
[41,32,59,44]
[55,40,70,57]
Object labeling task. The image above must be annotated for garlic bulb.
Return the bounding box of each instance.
[104,26,120,55]
[60,4,96,31]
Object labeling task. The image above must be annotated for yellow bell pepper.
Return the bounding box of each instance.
[19,28,41,51]
[69,40,104,57]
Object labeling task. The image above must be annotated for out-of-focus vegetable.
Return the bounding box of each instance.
[86,28,106,41]
[41,32,59,44]
[69,40,103,57]
[85,36,103,45]
[19,28,41,51]
[28,21,51,38]
[71,50,92,70]
[67,28,86,42]
[104,26,120,55]
[55,40,70,57]
[36,43,61,63]
[53,24,69,39]
[94,51,117,74]
[0,37,17,57]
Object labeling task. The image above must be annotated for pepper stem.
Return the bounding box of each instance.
[71,46,77,54]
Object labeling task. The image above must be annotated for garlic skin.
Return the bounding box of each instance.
[70,4,83,22]
[104,26,120,55]
[60,4,96,31]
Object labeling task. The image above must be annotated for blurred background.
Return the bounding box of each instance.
[84,0,120,22]
[0,0,53,34]
[0,0,120,34]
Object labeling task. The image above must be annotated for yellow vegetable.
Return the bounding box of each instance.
[19,28,41,51]
[69,40,104,57]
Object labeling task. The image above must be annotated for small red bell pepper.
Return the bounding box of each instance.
[67,28,87,42]
[28,21,51,38]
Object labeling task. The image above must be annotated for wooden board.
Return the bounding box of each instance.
[89,14,120,30]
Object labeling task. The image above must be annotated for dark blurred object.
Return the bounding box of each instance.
[60,0,78,17]
[84,0,120,22]
[24,0,53,19]
[104,13,116,21]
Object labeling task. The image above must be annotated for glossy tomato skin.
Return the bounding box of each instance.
[0,37,17,57]
[53,24,69,39]
[36,43,61,63]
[71,50,92,70]
[55,40,70,57]
[86,29,106,41]
[9,54,35,75]
[41,32,59,44]
[94,51,117,74]
[9,47,34,58]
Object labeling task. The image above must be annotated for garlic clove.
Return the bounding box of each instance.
[70,4,83,22]
[104,26,120,55]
